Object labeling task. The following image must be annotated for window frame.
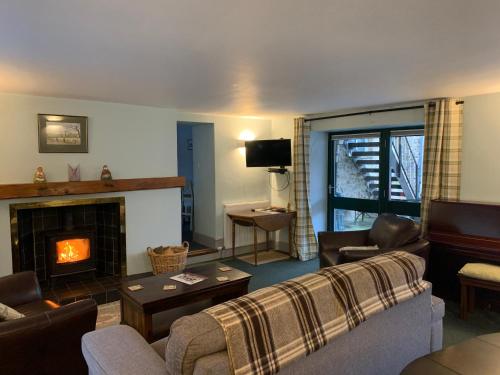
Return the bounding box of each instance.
[327,125,424,231]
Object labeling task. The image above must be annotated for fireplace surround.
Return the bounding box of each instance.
[10,197,126,284]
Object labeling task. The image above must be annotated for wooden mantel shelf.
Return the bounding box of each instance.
[0,177,185,200]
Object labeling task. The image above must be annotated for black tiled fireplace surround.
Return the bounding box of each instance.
[11,198,126,305]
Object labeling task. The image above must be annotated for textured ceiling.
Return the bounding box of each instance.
[1,0,500,115]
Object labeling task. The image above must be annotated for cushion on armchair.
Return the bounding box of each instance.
[0,302,24,321]
[339,245,379,252]
[368,213,420,249]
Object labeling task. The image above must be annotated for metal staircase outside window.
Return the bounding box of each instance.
[328,128,424,233]
[344,135,422,202]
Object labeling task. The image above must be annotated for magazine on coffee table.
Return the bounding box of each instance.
[170,272,207,285]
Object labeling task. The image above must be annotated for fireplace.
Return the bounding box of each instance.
[10,197,126,283]
[46,230,96,278]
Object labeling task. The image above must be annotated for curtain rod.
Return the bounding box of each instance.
[305,100,464,122]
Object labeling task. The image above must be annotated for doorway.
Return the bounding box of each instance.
[177,121,216,251]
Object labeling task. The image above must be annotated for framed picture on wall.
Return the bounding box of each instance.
[38,114,88,153]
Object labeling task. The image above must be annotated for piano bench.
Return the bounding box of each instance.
[458,263,500,320]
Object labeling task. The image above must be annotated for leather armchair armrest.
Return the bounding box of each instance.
[340,249,388,262]
[0,299,97,375]
[318,230,370,254]
[0,271,42,307]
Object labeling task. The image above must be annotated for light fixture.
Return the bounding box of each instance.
[237,130,256,156]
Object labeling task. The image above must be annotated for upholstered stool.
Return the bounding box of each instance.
[458,263,500,320]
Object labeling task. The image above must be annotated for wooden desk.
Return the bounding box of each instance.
[227,209,296,266]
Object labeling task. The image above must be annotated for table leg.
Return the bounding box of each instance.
[120,297,125,324]
[288,220,293,256]
[468,286,475,314]
[141,312,154,343]
[266,231,270,251]
[460,282,468,320]
[121,296,154,342]
[232,220,236,259]
[254,224,258,266]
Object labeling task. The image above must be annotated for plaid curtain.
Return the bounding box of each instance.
[420,99,463,236]
[293,117,318,260]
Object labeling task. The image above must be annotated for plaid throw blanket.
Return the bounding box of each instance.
[204,251,429,375]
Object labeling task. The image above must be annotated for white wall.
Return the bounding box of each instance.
[176,113,273,243]
[269,116,295,244]
[192,123,216,241]
[461,92,500,202]
[310,106,424,132]
[0,92,276,276]
[310,131,328,234]
[0,93,182,276]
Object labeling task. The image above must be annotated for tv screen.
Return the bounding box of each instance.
[245,139,292,167]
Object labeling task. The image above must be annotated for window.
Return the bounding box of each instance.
[328,127,424,231]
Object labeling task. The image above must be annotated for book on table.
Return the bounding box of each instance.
[170,272,207,285]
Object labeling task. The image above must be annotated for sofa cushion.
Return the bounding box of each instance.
[0,302,24,321]
[369,213,420,249]
[339,245,379,252]
[165,312,227,375]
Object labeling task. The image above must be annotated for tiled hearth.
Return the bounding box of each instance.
[41,274,122,305]
[10,197,126,305]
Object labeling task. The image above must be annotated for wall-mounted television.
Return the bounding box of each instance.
[245,139,292,168]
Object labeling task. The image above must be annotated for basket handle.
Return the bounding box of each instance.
[147,247,154,255]
[182,241,190,251]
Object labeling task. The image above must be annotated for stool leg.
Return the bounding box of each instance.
[460,282,468,320]
[468,286,475,314]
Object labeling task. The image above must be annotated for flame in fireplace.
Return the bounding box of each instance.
[56,238,90,264]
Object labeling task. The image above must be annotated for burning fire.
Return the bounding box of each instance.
[56,238,90,264]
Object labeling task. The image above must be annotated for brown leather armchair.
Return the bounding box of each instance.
[0,271,98,375]
[318,213,430,271]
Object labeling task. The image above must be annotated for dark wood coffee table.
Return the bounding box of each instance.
[120,262,251,342]
[402,333,500,374]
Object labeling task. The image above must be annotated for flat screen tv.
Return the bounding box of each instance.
[245,139,292,167]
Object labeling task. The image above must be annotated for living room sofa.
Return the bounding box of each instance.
[0,271,98,375]
[82,273,444,375]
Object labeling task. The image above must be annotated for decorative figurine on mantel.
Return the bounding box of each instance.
[100,165,113,181]
[33,166,47,183]
[68,164,81,182]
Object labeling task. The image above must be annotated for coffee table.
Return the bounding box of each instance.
[402,333,500,374]
[120,262,251,342]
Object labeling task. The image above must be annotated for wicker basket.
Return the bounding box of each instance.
[147,241,189,275]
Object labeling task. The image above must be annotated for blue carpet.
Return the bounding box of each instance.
[219,256,500,348]
[222,256,320,292]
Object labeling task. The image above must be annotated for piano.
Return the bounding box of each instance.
[427,199,500,301]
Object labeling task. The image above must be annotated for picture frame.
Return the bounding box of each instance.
[38,114,88,153]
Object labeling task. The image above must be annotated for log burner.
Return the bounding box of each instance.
[46,210,96,279]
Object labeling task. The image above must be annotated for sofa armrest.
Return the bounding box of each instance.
[430,296,445,352]
[318,230,370,253]
[0,271,42,307]
[82,325,167,375]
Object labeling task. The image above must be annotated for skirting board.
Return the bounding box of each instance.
[192,232,224,249]
[186,241,293,265]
